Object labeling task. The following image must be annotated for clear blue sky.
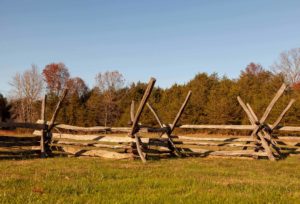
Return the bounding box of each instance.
[1,0,300,95]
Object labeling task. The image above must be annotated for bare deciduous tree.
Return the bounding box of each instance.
[272,48,300,85]
[10,73,25,121]
[67,77,89,98]
[96,71,125,92]
[9,65,44,122]
[22,65,44,102]
[95,71,125,126]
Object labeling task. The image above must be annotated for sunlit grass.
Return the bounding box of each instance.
[0,156,299,203]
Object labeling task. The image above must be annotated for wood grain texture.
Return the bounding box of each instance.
[129,78,156,136]
[272,99,296,130]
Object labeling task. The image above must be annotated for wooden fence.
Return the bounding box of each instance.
[32,130,300,160]
[179,83,300,161]
[1,78,300,162]
[33,79,300,162]
[0,89,68,159]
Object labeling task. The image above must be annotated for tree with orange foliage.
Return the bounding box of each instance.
[242,62,264,76]
[42,63,70,96]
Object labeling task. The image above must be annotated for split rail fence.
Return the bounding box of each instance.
[0,89,68,159]
[33,79,300,162]
[1,78,300,162]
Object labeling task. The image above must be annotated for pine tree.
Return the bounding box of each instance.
[0,94,12,122]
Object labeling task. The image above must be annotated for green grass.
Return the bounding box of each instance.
[0,157,299,204]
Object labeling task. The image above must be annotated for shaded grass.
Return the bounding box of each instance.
[0,157,299,204]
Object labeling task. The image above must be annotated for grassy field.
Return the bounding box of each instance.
[0,156,299,204]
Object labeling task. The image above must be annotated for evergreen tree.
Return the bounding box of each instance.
[206,77,239,124]
[0,94,12,122]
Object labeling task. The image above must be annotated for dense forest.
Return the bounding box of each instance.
[1,48,300,128]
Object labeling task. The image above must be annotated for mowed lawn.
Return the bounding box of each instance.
[0,156,299,204]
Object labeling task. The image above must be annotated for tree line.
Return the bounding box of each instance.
[1,48,300,128]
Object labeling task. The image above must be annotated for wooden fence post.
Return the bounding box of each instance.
[271,99,295,130]
[169,91,192,132]
[45,89,68,156]
[129,78,156,163]
[146,103,163,128]
[49,89,68,130]
[236,84,288,161]
[238,96,276,160]
[146,91,192,157]
[130,100,135,123]
[40,95,47,158]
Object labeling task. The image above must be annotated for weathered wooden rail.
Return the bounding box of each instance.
[32,132,300,160]
[179,125,300,132]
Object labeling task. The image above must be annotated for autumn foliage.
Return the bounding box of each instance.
[5,47,300,127]
[43,63,70,96]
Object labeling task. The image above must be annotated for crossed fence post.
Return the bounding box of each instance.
[237,84,295,161]
[128,78,192,162]
[40,89,68,158]
[128,78,156,163]
[146,91,192,157]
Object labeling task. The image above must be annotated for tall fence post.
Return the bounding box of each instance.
[129,78,156,163]
[40,95,47,158]
[45,89,68,157]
